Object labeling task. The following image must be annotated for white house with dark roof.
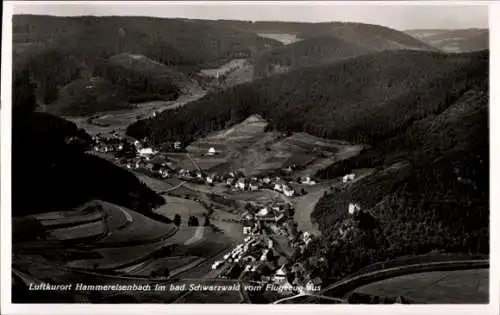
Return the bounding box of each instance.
[207,147,216,156]
[235,178,246,190]
[348,203,361,215]
[342,173,356,183]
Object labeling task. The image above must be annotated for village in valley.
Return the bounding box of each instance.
[10,8,490,306]
[86,130,365,298]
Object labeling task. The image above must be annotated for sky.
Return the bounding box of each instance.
[12,2,489,30]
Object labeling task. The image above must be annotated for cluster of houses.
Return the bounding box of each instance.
[211,232,322,294]
[223,172,318,197]
[207,197,324,294]
[91,134,124,153]
[175,167,318,199]
[91,135,176,179]
[241,203,289,229]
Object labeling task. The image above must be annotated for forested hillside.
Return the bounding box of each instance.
[13,15,281,114]
[12,68,165,217]
[248,21,438,78]
[223,20,437,50]
[253,35,373,78]
[311,78,488,279]
[127,50,487,147]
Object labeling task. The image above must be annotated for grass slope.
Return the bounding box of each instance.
[405,28,489,52]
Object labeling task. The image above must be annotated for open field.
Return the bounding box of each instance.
[351,269,489,303]
[65,241,167,270]
[30,209,105,228]
[257,33,302,45]
[162,115,364,178]
[210,209,245,242]
[96,203,178,245]
[167,185,208,200]
[116,256,203,276]
[47,220,107,241]
[199,59,248,78]
[345,253,489,280]
[227,189,289,205]
[134,172,184,193]
[154,196,208,224]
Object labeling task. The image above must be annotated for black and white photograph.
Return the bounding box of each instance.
[1,0,496,311]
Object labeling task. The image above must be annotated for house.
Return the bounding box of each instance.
[342,173,356,183]
[211,260,224,270]
[243,226,253,235]
[249,182,259,191]
[273,265,288,283]
[174,141,182,150]
[283,185,295,197]
[207,147,216,156]
[235,178,246,190]
[263,177,271,184]
[274,183,283,192]
[301,176,317,185]
[256,207,269,217]
[134,140,142,148]
[260,249,270,261]
[138,147,155,157]
[348,203,361,215]
[159,169,170,178]
[302,231,312,243]
[206,175,214,184]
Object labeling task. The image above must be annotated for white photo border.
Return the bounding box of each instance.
[1,1,498,314]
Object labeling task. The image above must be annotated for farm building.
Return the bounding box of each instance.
[256,207,269,217]
[249,182,259,191]
[342,173,356,183]
[138,147,156,157]
[282,185,295,197]
[348,203,361,215]
[301,176,317,185]
[207,147,216,156]
[235,178,246,190]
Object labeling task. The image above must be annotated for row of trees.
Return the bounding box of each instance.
[172,214,211,227]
